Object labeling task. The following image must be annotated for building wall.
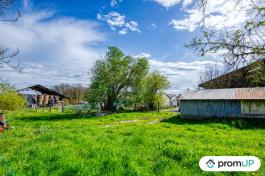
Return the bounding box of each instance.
[180,100,241,119]
[162,94,170,108]
[241,100,265,114]
[161,94,179,108]
[180,100,265,119]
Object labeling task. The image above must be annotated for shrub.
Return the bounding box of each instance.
[0,83,26,113]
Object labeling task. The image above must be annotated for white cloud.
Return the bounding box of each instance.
[131,53,223,91]
[1,62,89,89]
[152,0,181,8]
[151,0,194,8]
[111,0,117,7]
[182,0,193,8]
[125,21,140,32]
[2,56,220,92]
[118,28,127,35]
[97,12,125,28]
[110,0,123,7]
[170,0,254,32]
[97,11,140,35]
[135,53,151,58]
[0,11,105,88]
[149,59,224,92]
[151,23,156,29]
[169,8,202,32]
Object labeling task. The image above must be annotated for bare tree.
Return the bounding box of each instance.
[0,0,21,73]
[53,84,87,104]
[187,0,265,69]
[200,64,223,84]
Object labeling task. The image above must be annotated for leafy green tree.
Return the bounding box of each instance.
[0,83,26,114]
[143,71,169,110]
[87,46,149,111]
[247,60,265,87]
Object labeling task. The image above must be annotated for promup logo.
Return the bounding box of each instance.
[200,156,261,172]
[206,159,215,168]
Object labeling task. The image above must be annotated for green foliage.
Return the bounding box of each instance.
[0,110,265,175]
[143,71,170,110]
[87,47,170,112]
[0,83,25,113]
[87,46,149,111]
[247,61,265,87]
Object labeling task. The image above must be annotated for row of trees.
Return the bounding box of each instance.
[2,46,169,113]
[53,83,87,104]
[87,47,169,111]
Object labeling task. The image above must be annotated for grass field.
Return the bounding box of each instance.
[0,110,265,176]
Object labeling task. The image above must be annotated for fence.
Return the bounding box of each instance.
[64,104,99,113]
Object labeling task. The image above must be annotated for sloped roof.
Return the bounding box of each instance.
[199,59,265,89]
[181,87,265,100]
[18,85,68,98]
[18,89,42,95]
[165,94,177,98]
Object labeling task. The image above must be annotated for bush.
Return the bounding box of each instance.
[0,83,26,113]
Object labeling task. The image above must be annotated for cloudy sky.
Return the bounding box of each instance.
[0,0,252,92]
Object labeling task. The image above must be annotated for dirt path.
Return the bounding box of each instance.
[102,117,166,128]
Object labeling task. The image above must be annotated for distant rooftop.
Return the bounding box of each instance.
[181,87,265,100]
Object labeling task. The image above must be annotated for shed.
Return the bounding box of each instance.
[18,85,67,107]
[180,88,265,119]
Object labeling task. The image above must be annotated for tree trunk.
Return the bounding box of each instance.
[103,96,116,112]
[148,102,155,111]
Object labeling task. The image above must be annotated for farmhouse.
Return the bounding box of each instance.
[18,85,67,107]
[180,87,265,119]
[162,93,180,108]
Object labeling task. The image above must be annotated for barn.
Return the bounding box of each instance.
[180,88,265,119]
[18,85,67,107]
[199,59,265,89]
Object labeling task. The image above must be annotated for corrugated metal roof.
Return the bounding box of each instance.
[181,87,265,100]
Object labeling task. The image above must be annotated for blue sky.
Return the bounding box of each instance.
[31,0,197,61]
[0,0,251,92]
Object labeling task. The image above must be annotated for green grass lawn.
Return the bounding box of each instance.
[0,110,265,176]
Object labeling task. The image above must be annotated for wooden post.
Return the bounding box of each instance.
[0,113,7,128]
[62,102,65,113]
[157,101,160,112]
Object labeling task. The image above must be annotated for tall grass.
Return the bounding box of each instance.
[0,110,264,175]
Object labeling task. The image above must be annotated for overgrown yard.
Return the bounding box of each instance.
[0,111,265,176]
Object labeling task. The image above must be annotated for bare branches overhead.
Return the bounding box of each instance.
[0,0,21,74]
[188,0,265,69]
